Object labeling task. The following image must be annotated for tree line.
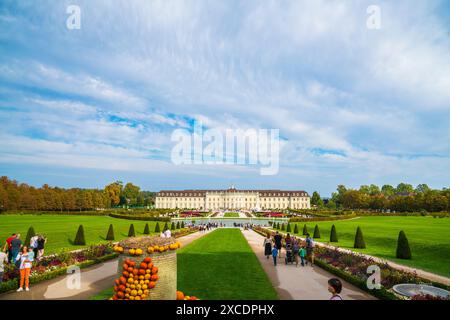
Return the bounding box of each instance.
[311,183,450,212]
[0,176,155,211]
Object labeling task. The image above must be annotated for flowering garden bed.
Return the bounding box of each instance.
[0,244,118,294]
[252,226,450,300]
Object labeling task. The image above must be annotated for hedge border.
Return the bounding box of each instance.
[109,213,170,222]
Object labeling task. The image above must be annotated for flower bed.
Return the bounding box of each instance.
[252,226,450,300]
[0,244,117,294]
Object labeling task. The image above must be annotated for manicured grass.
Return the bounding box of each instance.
[224,212,240,218]
[0,215,162,255]
[289,217,450,277]
[177,229,278,300]
[90,287,114,300]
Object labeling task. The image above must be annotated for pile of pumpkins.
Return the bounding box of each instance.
[113,242,181,256]
[176,290,199,301]
[112,257,159,300]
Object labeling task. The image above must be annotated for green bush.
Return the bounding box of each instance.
[330,225,338,242]
[74,225,86,245]
[181,221,185,228]
[286,224,292,233]
[354,226,366,249]
[176,221,180,229]
[281,223,286,231]
[396,230,412,259]
[171,222,176,230]
[155,222,161,233]
[143,223,150,235]
[303,224,308,235]
[163,222,169,231]
[106,224,115,241]
[293,224,299,234]
[313,225,321,238]
[25,226,36,246]
[128,224,136,237]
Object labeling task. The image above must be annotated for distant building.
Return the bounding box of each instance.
[155,187,310,210]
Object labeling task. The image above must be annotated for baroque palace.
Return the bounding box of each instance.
[155,187,310,210]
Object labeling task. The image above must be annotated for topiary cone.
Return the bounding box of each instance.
[171,222,175,230]
[143,223,150,235]
[354,226,366,249]
[155,222,161,233]
[176,221,180,229]
[286,223,292,233]
[396,230,412,259]
[128,224,136,237]
[313,225,321,238]
[302,224,308,235]
[25,226,36,246]
[163,222,169,232]
[74,225,86,245]
[106,224,115,241]
[294,224,299,234]
[281,223,286,231]
[330,225,338,242]
[181,221,185,229]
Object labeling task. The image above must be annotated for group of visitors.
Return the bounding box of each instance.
[160,229,172,238]
[198,222,218,232]
[1,233,47,292]
[264,231,314,267]
[262,231,343,300]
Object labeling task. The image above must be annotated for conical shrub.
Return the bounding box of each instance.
[25,226,36,246]
[128,224,136,237]
[181,221,185,228]
[286,224,292,233]
[354,226,366,249]
[171,222,175,230]
[143,223,150,235]
[313,225,321,238]
[163,222,169,232]
[294,224,299,234]
[106,224,115,241]
[330,225,338,242]
[396,231,412,259]
[303,224,308,235]
[176,221,180,229]
[281,223,286,231]
[155,222,161,233]
[74,225,86,245]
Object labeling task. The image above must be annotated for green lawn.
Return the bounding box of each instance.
[288,217,450,278]
[177,229,278,300]
[224,212,240,218]
[0,215,161,255]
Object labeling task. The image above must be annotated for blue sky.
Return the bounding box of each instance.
[0,0,449,196]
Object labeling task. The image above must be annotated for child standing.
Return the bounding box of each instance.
[299,246,306,266]
[271,246,279,266]
[16,246,33,292]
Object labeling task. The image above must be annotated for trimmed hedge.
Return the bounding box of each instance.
[143,223,150,235]
[396,231,412,259]
[313,225,321,239]
[154,222,161,233]
[25,226,36,246]
[330,225,338,243]
[302,224,308,235]
[74,225,86,245]
[106,224,115,241]
[109,213,170,222]
[128,224,136,237]
[354,226,366,249]
[293,224,299,234]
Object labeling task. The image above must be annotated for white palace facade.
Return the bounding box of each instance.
[155,187,310,210]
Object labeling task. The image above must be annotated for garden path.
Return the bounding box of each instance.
[242,229,376,300]
[0,229,212,300]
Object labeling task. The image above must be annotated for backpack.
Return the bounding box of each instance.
[307,238,315,248]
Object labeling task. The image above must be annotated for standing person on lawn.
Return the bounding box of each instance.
[263,234,272,259]
[30,235,39,261]
[4,234,16,263]
[0,249,8,283]
[10,234,22,266]
[273,231,283,259]
[16,246,33,292]
[305,233,315,265]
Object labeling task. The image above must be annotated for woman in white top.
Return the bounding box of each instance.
[16,246,33,292]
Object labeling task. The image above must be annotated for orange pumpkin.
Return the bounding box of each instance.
[139,269,146,276]
[140,262,147,269]
[151,267,158,274]
[176,291,185,300]
[127,267,134,273]
[122,271,129,277]
[144,257,152,263]
[148,281,156,289]
[114,285,118,292]
[115,279,120,286]
[132,269,139,276]
[150,274,159,281]
[118,285,126,292]
[122,263,129,270]
[117,291,125,299]
[128,261,136,267]
[119,277,127,285]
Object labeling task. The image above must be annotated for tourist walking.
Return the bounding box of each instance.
[292,237,300,267]
[4,234,16,263]
[271,246,279,266]
[299,245,307,267]
[16,246,33,292]
[273,231,283,259]
[305,233,315,265]
[30,235,39,260]
[36,235,46,260]
[263,234,272,259]
[10,234,22,267]
[328,278,343,300]
[0,249,8,283]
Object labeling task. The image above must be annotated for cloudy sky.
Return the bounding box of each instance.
[0,0,449,195]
